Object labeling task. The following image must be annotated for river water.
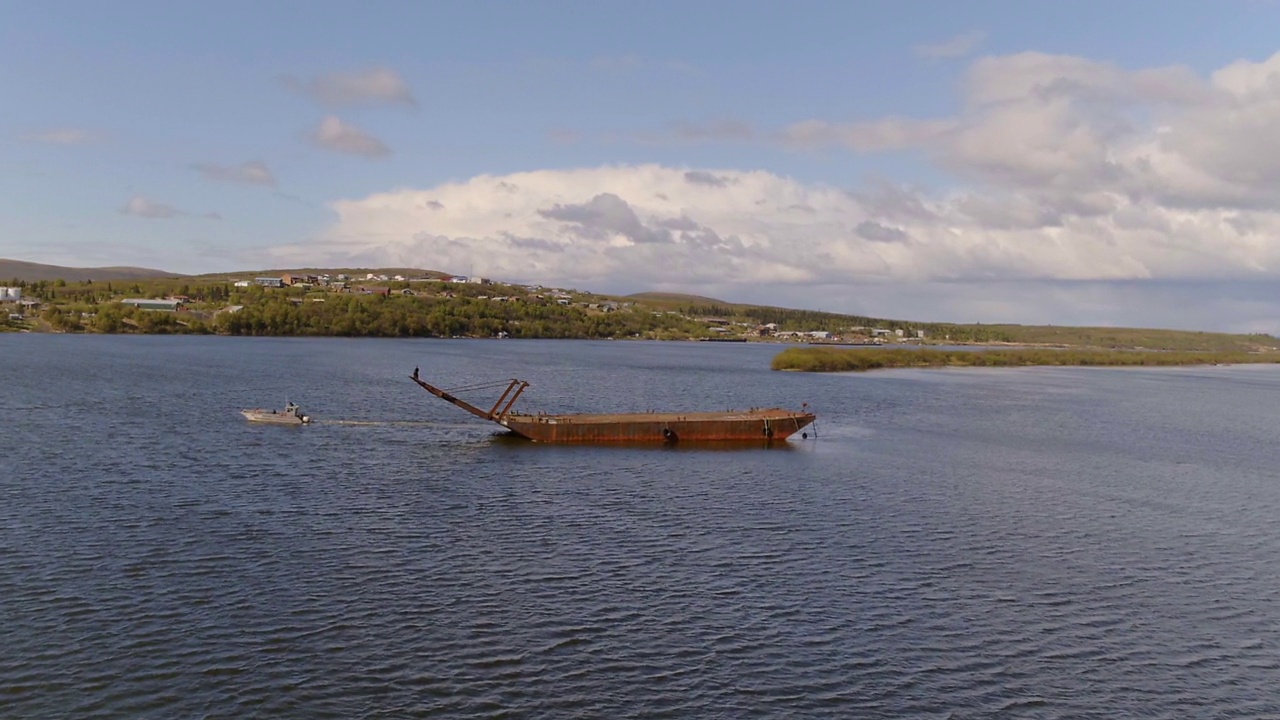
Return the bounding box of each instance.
[3,335,1280,718]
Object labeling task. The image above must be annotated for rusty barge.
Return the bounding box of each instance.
[410,372,815,444]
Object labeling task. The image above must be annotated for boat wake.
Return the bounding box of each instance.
[315,420,444,427]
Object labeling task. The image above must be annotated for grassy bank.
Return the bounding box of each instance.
[771,347,1280,372]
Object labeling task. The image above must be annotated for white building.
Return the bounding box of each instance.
[0,287,21,302]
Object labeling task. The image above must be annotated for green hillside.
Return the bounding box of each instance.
[2,266,1277,352]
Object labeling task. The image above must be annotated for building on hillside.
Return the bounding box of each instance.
[122,299,183,312]
[0,287,21,302]
[281,273,318,286]
[255,277,285,288]
[233,280,251,287]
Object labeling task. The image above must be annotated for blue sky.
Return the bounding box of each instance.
[7,1,1280,330]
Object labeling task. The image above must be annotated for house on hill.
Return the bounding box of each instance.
[281,273,317,286]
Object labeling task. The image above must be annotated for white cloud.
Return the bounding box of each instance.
[119,196,219,220]
[21,128,101,145]
[761,49,1280,215]
[266,164,1280,293]
[264,48,1280,331]
[310,116,390,158]
[283,67,415,107]
[192,161,277,186]
[914,31,986,59]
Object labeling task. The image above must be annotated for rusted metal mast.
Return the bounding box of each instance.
[409,375,527,422]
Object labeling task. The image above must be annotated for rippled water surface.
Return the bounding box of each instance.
[4,335,1280,718]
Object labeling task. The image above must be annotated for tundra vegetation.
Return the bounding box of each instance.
[771,347,1280,373]
[4,275,1279,353]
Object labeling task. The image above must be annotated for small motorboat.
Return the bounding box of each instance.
[241,402,310,425]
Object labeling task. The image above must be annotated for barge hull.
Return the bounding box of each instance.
[503,410,814,443]
[409,373,814,444]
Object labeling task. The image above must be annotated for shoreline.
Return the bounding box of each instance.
[771,346,1280,372]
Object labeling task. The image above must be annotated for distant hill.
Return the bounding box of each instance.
[628,291,731,305]
[0,258,180,282]
[196,267,451,280]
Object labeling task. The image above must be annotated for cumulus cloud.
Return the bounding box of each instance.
[264,162,1280,296]
[913,30,986,59]
[854,221,910,243]
[539,193,675,245]
[262,48,1280,331]
[192,161,277,186]
[754,49,1280,217]
[120,196,219,220]
[684,170,735,187]
[936,52,1280,214]
[21,128,101,145]
[283,67,415,107]
[310,116,390,158]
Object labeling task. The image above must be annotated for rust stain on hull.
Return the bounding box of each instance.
[410,373,815,444]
